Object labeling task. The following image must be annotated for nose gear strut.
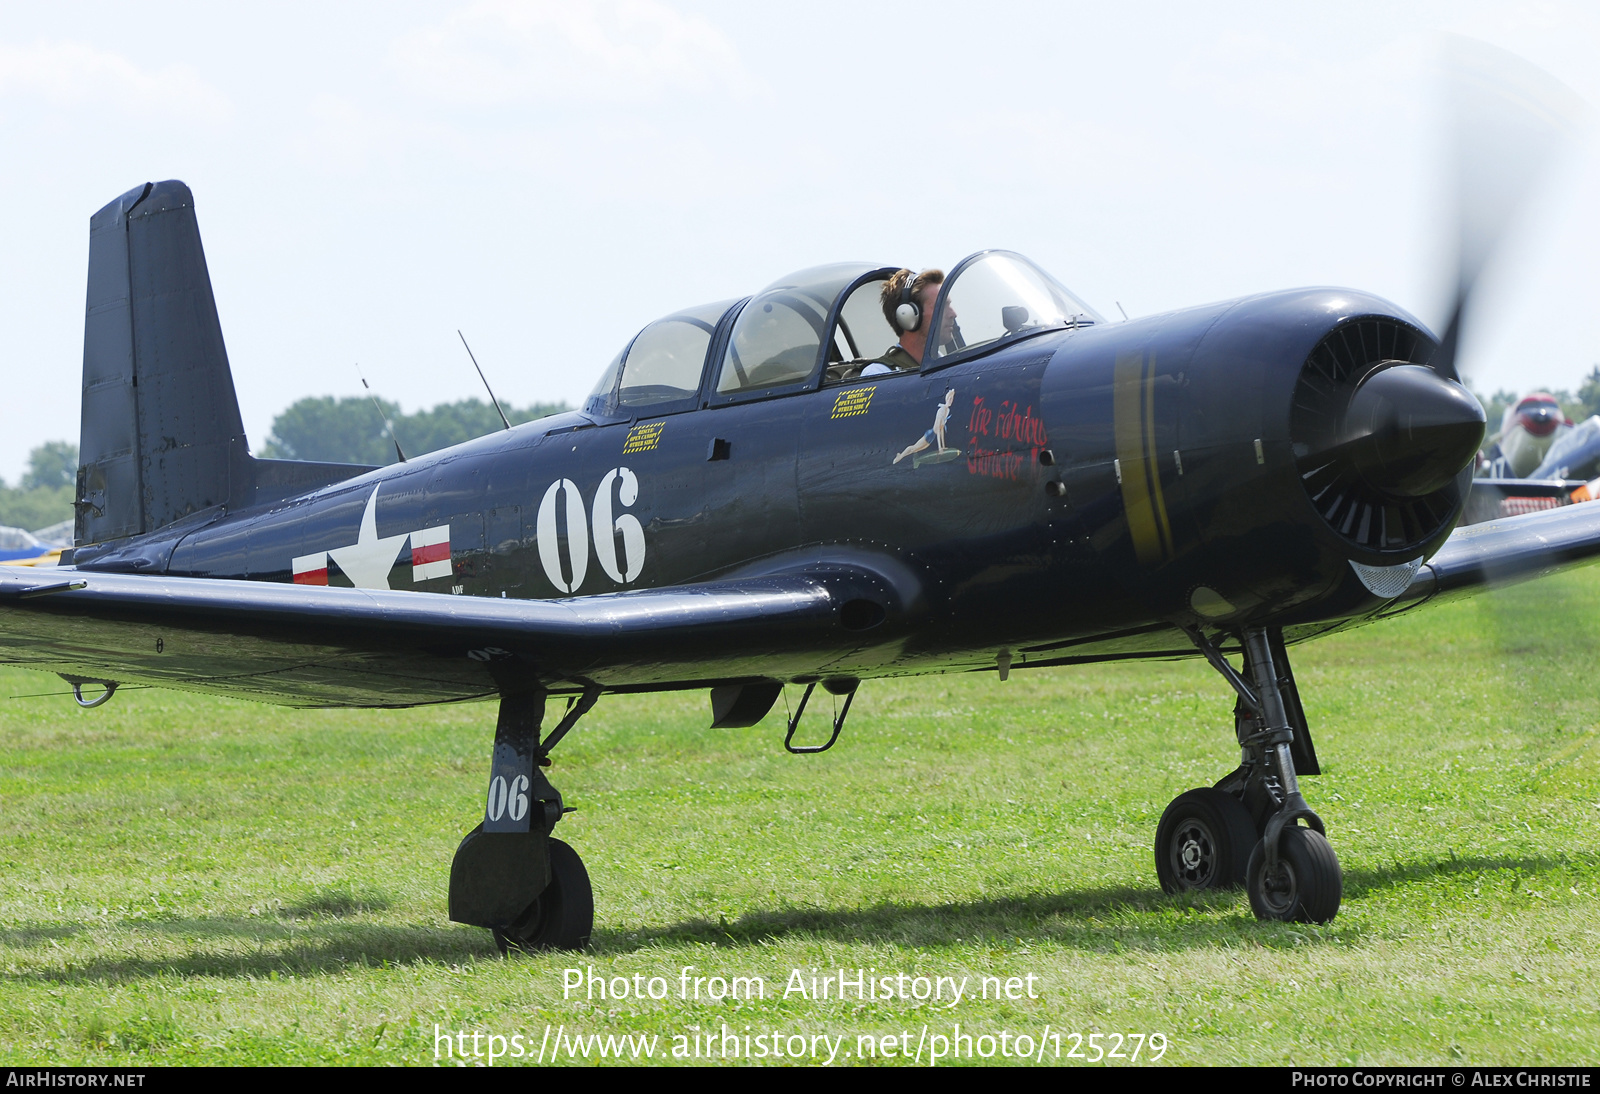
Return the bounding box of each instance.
[1156,626,1341,923]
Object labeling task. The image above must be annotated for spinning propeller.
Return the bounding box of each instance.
[1432,35,1586,386]
[1292,38,1586,553]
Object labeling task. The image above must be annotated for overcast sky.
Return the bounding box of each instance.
[1,0,1597,482]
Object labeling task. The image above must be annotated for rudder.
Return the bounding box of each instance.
[77,180,250,545]
[75,181,372,554]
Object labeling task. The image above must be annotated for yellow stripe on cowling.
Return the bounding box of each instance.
[1113,352,1173,567]
[1141,355,1175,560]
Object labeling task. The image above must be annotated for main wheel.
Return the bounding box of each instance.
[494,838,594,954]
[1246,825,1341,923]
[1154,788,1256,893]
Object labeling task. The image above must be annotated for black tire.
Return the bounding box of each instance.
[1246,826,1341,923]
[1154,788,1256,893]
[493,838,594,954]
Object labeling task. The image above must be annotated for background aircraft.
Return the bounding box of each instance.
[1463,397,1600,523]
[0,40,1594,951]
[1479,393,1572,479]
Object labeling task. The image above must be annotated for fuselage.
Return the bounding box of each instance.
[74,286,1472,685]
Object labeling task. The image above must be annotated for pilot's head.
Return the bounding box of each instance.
[881,268,944,338]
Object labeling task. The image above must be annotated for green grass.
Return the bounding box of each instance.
[2,569,1600,1066]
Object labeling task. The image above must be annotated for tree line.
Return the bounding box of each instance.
[257,395,570,465]
[0,441,77,533]
[0,396,570,532]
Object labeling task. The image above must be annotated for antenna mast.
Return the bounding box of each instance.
[458,330,512,431]
[355,364,407,463]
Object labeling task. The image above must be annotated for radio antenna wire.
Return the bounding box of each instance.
[458,330,512,431]
[355,364,408,463]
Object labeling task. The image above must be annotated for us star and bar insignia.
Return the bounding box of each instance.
[292,486,454,588]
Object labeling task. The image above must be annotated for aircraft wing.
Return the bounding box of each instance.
[7,503,1594,710]
[1021,502,1600,668]
[1397,500,1600,607]
[0,563,902,707]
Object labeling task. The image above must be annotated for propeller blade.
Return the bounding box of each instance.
[1432,36,1587,383]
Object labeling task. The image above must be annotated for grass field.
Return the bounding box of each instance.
[2,568,1599,1067]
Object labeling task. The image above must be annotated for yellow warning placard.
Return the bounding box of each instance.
[623,420,665,454]
[831,386,876,419]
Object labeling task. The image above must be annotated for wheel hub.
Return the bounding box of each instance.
[1172,819,1218,886]
[1259,859,1298,915]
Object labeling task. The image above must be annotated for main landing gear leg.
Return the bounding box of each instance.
[448,685,601,953]
[1157,627,1341,923]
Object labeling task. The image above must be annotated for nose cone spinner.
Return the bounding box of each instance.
[1341,364,1486,498]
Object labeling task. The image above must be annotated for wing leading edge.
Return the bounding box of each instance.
[1396,498,1600,608]
[5,501,1592,708]
[1018,500,1600,669]
[0,563,904,707]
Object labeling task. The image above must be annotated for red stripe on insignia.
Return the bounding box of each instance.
[412,541,451,566]
[294,568,328,586]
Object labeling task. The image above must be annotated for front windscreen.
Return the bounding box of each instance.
[932,252,1100,361]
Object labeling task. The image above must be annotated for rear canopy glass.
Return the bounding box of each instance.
[715,263,876,396]
[588,298,737,414]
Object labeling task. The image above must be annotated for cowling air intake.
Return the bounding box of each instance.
[1291,318,1485,556]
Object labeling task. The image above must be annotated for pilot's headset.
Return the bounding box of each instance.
[894,270,923,333]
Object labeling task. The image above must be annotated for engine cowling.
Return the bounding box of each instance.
[1040,291,1485,631]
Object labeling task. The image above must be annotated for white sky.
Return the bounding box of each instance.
[2,0,1598,482]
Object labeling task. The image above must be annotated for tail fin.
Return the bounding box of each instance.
[76,181,372,549]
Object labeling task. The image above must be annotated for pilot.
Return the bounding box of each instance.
[860,268,947,376]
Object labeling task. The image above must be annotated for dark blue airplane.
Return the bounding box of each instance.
[4,47,1592,948]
